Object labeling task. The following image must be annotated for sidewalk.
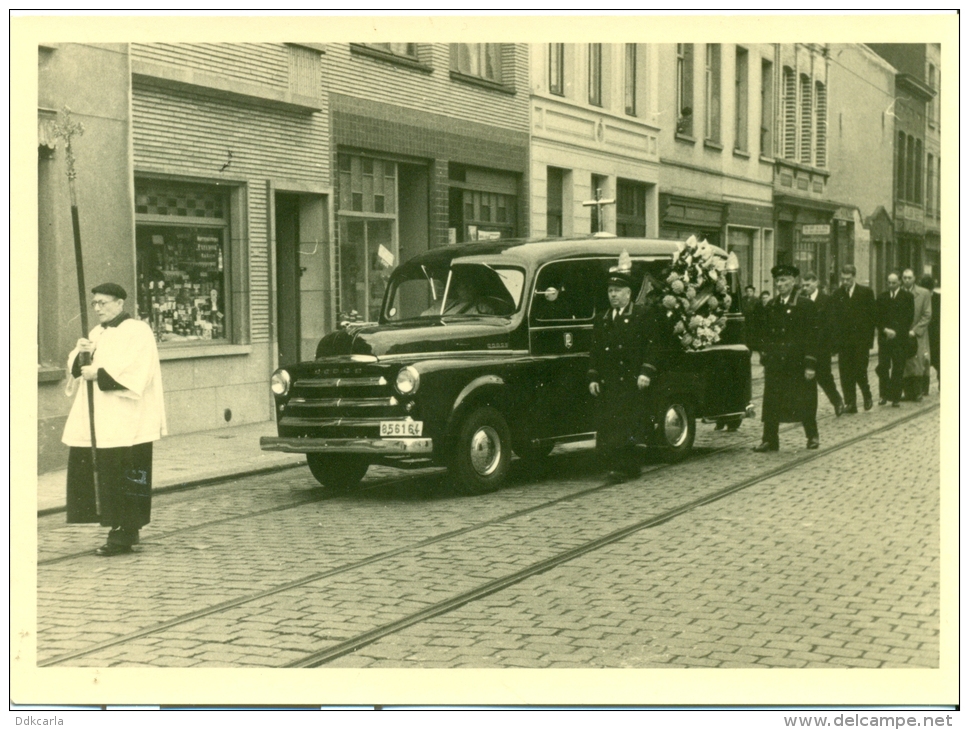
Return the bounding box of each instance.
[37,420,303,515]
[37,359,774,516]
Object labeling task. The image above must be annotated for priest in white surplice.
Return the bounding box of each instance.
[62,282,167,556]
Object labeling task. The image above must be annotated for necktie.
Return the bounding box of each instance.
[612,308,619,320]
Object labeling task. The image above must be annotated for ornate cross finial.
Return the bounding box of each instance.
[52,106,85,184]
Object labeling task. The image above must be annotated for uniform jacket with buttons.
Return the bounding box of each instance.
[587,302,649,389]
[760,290,820,423]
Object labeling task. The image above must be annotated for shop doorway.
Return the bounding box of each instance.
[275,192,329,366]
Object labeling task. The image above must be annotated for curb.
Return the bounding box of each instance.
[37,459,307,518]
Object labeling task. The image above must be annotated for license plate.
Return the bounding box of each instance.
[381,421,423,437]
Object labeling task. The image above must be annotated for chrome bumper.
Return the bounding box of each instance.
[260,436,433,455]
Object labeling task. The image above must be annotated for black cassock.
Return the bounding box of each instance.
[760,292,819,424]
[587,303,649,455]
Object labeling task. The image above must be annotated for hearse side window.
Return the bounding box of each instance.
[531,260,600,322]
[438,263,525,317]
[589,258,671,315]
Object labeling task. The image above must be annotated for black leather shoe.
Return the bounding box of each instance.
[834,401,845,417]
[891,401,900,408]
[844,404,858,414]
[806,438,820,450]
[753,442,778,453]
[714,421,725,431]
[604,470,626,485]
[878,399,888,406]
[95,543,133,557]
[863,394,873,411]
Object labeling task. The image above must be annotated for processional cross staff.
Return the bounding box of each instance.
[582,186,616,235]
[52,107,101,514]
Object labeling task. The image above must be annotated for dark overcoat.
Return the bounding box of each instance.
[760,291,820,423]
[830,283,876,353]
[588,302,649,450]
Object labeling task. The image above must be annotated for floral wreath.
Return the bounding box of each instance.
[660,235,736,351]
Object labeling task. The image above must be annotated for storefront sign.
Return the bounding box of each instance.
[801,224,830,236]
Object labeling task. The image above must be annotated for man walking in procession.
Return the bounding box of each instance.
[900,268,932,402]
[830,264,876,414]
[875,272,915,408]
[801,271,845,416]
[588,253,651,484]
[62,283,167,556]
[754,264,820,452]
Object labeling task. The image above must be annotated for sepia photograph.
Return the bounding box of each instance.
[11,10,958,711]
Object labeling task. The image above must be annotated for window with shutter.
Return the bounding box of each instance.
[814,81,827,168]
[799,74,812,165]
[782,67,796,160]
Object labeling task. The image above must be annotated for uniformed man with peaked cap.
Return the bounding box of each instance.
[754,263,821,452]
[587,253,651,483]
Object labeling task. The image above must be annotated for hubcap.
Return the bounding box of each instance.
[469,426,501,476]
[664,404,689,448]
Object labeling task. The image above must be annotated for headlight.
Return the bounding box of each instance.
[395,366,420,395]
[270,369,291,396]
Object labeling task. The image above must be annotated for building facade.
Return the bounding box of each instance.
[38,42,331,471]
[657,43,776,294]
[868,43,936,287]
[923,43,941,283]
[529,43,661,240]
[824,44,897,291]
[325,43,530,327]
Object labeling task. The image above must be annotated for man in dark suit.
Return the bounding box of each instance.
[830,264,876,413]
[874,271,915,407]
[754,264,820,453]
[801,271,844,416]
[588,256,650,483]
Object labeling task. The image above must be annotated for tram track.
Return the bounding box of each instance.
[37,399,935,668]
[38,353,878,566]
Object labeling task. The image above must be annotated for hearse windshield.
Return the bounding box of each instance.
[383,260,525,322]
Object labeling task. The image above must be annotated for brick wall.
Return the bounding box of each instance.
[132,77,329,343]
[132,43,289,90]
[326,44,530,132]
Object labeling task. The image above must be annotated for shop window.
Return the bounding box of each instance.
[451,44,503,84]
[727,228,754,289]
[705,44,721,143]
[676,44,694,136]
[453,189,517,242]
[336,153,399,323]
[616,179,647,238]
[549,44,564,96]
[588,44,602,107]
[338,153,396,216]
[734,47,748,152]
[134,180,232,344]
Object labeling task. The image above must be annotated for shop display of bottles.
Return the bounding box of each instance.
[139,275,225,342]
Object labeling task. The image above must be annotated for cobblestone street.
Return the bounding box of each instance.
[36,376,940,671]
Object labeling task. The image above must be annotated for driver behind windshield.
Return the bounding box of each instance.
[439,277,497,315]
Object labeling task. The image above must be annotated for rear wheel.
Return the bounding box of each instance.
[449,406,512,495]
[306,453,370,491]
[652,399,696,462]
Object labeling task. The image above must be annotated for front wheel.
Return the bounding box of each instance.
[449,406,512,495]
[306,453,370,491]
[651,399,696,462]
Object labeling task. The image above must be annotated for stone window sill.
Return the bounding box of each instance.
[350,44,432,73]
[159,344,252,361]
[704,139,724,152]
[38,366,65,384]
[675,133,696,145]
[733,148,751,160]
[448,70,516,95]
